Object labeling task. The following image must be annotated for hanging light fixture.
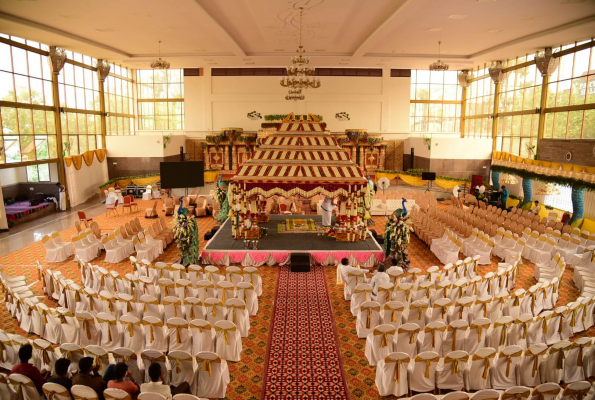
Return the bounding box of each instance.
[280,7,321,94]
[500,174,519,185]
[285,88,305,101]
[151,41,170,70]
[535,183,561,196]
[429,41,449,71]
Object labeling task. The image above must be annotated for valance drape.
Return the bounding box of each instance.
[65,149,109,207]
[64,149,107,170]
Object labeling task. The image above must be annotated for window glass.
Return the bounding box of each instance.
[137,69,185,130]
[410,70,462,132]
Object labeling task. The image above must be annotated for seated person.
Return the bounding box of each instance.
[10,344,49,394]
[140,363,190,399]
[269,197,280,215]
[339,257,369,284]
[48,358,72,392]
[370,264,390,297]
[107,363,139,400]
[72,357,107,400]
[531,200,541,215]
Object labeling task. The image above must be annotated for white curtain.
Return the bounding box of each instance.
[64,154,108,207]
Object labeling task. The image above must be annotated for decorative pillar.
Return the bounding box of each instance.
[351,146,357,163]
[48,46,69,209]
[231,142,238,172]
[458,70,471,138]
[491,170,500,191]
[96,60,110,150]
[535,48,559,155]
[203,145,210,169]
[521,178,533,207]
[379,145,386,171]
[360,146,366,169]
[569,186,585,225]
[489,61,505,152]
[222,145,228,172]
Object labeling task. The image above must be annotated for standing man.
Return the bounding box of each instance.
[56,182,66,211]
[321,197,335,227]
[531,200,542,216]
[500,185,509,209]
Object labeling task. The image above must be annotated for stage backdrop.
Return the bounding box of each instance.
[64,149,109,207]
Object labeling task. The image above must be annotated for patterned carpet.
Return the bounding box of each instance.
[262,264,350,399]
[0,205,592,399]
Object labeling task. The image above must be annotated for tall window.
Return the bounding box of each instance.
[543,40,595,139]
[58,51,102,155]
[410,70,462,132]
[465,66,494,138]
[105,63,135,135]
[496,55,542,157]
[0,34,57,164]
[137,69,184,130]
[542,183,573,212]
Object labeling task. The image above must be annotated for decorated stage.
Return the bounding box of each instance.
[201,215,385,267]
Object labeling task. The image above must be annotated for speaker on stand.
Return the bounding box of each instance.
[290,253,311,273]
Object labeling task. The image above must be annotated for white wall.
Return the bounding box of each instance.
[184,68,411,135]
[106,135,171,157]
[430,138,493,160]
[0,163,59,185]
[404,137,431,159]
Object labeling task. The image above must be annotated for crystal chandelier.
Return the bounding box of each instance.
[285,88,305,101]
[151,41,170,70]
[280,7,321,92]
[429,41,449,71]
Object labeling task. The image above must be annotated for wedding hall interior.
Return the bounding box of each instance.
[1,0,595,399]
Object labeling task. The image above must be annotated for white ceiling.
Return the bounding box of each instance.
[0,0,594,70]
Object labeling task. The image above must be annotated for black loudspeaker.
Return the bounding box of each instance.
[290,253,311,273]
[369,229,378,240]
[211,226,220,234]
[421,172,436,181]
[126,186,136,197]
[204,231,214,241]
[410,148,415,170]
[180,146,184,162]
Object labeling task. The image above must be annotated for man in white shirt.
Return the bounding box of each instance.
[140,363,190,399]
[339,257,368,283]
[369,264,390,297]
[531,200,542,216]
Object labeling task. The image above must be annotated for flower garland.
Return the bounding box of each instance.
[384,213,413,265]
[172,213,200,266]
[214,185,230,223]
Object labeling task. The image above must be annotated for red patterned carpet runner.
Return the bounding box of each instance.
[262,265,350,398]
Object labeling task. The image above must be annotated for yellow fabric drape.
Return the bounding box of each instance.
[65,149,107,170]
[375,172,399,182]
[82,151,95,166]
[132,176,161,186]
[397,174,427,186]
[434,179,470,190]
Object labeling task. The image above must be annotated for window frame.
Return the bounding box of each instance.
[26,162,51,182]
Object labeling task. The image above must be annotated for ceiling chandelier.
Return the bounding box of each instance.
[280,7,321,92]
[151,41,170,70]
[429,41,449,71]
[285,88,305,101]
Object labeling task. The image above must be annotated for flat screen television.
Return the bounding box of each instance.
[160,161,204,189]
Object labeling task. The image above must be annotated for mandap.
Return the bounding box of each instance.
[227,113,372,242]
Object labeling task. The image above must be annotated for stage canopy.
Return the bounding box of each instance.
[230,114,368,198]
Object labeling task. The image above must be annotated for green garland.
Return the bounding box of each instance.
[491,164,595,191]
[173,213,200,266]
[375,169,471,183]
[99,173,160,190]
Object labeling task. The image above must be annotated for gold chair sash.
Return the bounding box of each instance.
[121,320,141,338]
[191,322,212,333]
[96,318,117,342]
[43,385,71,400]
[424,325,447,348]
[32,342,53,366]
[197,355,221,377]
[549,345,568,369]
[9,377,36,400]
[472,353,496,379]
[361,305,380,329]
[163,299,182,317]
[515,320,529,339]
[142,298,159,313]
[494,322,510,347]
[531,387,560,399]
[500,350,523,377]
[410,303,428,320]
[447,325,467,351]
[563,386,591,400]
[229,304,246,325]
[470,322,489,343]
[171,355,192,373]
[76,316,93,340]
[398,327,420,344]
[414,355,440,378]
[444,355,469,375]
[384,355,410,382]
[140,354,167,364]
[214,325,237,345]
[62,348,84,361]
[501,391,530,399]
[524,347,548,377]
[571,341,590,367]
[141,320,163,342]
[167,323,188,344]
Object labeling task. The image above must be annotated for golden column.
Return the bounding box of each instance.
[48,46,69,209]
[535,48,559,156]
[489,62,506,151]
[96,60,111,150]
[458,70,472,138]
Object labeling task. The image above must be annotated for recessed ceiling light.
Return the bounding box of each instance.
[315,49,326,52]
[518,15,539,20]
[426,28,442,32]
[60,14,80,19]
[448,15,468,19]
[95,28,113,32]
[131,12,151,17]
[560,0,586,3]
[158,27,173,31]
[487,29,502,33]
[274,49,285,52]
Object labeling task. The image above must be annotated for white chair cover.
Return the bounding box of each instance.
[140,350,170,385]
[168,350,195,387]
[242,267,262,297]
[442,320,468,357]
[194,352,230,398]
[375,352,410,397]
[492,345,523,390]
[120,315,144,354]
[167,317,192,353]
[380,301,404,330]
[418,321,446,354]
[467,348,497,391]
[189,319,215,355]
[112,347,143,384]
[395,323,420,357]
[408,351,440,393]
[350,283,373,317]
[225,299,250,338]
[465,318,491,355]
[364,324,396,367]
[214,320,242,362]
[519,343,548,387]
[96,312,121,351]
[437,350,469,391]
[236,282,258,316]
[142,316,168,353]
[84,345,112,377]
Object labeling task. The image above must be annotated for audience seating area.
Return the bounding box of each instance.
[0,257,263,399]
